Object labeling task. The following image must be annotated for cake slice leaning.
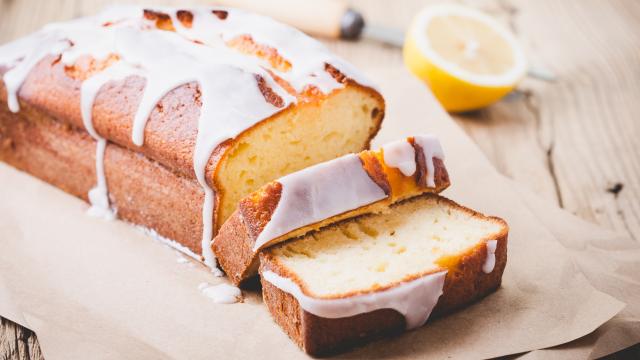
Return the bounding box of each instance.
[212,135,450,285]
[260,194,508,356]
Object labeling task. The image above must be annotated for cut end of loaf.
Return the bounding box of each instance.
[214,84,384,230]
[260,194,508,355]
[266,194,507,298]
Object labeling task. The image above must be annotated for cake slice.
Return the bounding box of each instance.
[212,135,450,285]
[260,194,508,356]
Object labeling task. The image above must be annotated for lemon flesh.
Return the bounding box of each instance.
[404,5,526,112]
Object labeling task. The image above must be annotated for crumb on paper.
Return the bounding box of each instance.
[606,182,624,197]
[211,266,224,277]
[199,282,242,304]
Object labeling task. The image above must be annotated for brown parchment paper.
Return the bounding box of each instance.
[0,66,636,360]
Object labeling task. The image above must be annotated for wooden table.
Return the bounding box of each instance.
[1,0,638,358]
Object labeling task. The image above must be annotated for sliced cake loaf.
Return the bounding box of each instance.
[260,194,508,356]
[212,135,450,285]
[0,6,384,268]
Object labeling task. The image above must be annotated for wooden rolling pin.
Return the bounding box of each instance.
[214,0,404,46]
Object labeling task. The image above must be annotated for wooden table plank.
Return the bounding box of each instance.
[0,318,42,360]
[1,0,639,359]
[484,0,640,241]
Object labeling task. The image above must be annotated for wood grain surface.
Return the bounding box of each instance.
[1,0,638,358]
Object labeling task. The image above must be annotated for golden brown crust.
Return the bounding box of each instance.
[227,35,292,73]
[359,150,391,195]
[0,55,383,184]
[0,54,384,234]
[1,56,204,180]
[143,9,176,31]
[259,194,509,356]
[212,147,450,286]
[262,281,406,356]
[212,209,261,281]
[324,63,348,84]
[175,10,194,28]
[237,182,283,240]
[211,10,229,20]
[0,98,205,254]
[212,182,284,282]
[254,74,286,107]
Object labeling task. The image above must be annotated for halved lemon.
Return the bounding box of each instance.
[403,4,527,112]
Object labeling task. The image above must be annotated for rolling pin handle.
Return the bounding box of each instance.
[340,9,365,40]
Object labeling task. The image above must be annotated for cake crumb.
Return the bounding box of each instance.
[606,182,624,197]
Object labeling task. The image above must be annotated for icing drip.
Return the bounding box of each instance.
[382,139,417,176]
[81,62,139,219]
[253,154,388,251]
[198,282,242,304]
[130,69,195,147]
[483,240,498,273]
[413,135,445,188]
[176,257,190,264]
[1,32,69,112]
[0,6,373,270]
[86,139,115,220]
[138,226,200,261]
[201,187,218,270]
[263,270,447,329]
[192,64,286,272]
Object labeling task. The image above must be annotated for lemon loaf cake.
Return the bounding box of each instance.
[0,6,384,269]
[260,194,508,355]
[213,135,450,285]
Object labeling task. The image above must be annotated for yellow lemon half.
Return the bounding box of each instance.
[403,4,527,112]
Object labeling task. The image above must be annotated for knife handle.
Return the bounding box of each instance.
[214,0,364,39]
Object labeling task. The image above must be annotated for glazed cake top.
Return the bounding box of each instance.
[0,6,377,269]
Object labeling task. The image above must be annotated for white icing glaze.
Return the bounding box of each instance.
[382,139,416,176]
[138,226,201,261]
[379,135,444,187]
[198,282,242,304]
[263,270,447,329]
[86,138,116,221]
[413,134,445,188]
[0,6,375,269]
[81,62,139,219]
[251,135,447,251]
[176,257,190,264]
[482,240,498,273]
[253,154,387,251]
[0,31,70,112]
